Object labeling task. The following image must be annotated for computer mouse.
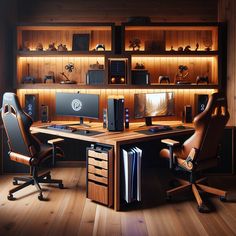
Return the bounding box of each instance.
[148,127,159,133]
[83,130,90,134]
[176,125,186,129]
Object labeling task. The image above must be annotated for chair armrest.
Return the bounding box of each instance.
[161,139,180,147]
[161,139,180,169]
[48,138,64,145]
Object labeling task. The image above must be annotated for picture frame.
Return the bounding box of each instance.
[72,34,90,51]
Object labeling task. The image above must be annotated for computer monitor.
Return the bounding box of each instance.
[134,92,174,126]
[56,92,99,126]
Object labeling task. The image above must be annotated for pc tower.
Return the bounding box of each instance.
[107,98,124,131]
[183,105,192,123]
[24,94,39,121]
[195,94,209,115]
[41,105,49,123]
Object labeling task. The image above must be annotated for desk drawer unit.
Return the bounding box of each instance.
[86,145,113,207]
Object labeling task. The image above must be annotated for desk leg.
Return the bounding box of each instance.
[114,143,120,211]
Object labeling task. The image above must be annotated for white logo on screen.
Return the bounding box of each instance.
[71,99,82,111]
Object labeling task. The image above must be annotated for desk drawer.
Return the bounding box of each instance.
[88,173,108,185]
[88,165,108,178]
[88,150,108,161]
[88,181,108,205]
[88,157,108,169]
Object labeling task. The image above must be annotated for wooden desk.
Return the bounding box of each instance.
[31,121,194,211]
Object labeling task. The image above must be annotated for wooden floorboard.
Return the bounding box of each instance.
[0,167,236,236]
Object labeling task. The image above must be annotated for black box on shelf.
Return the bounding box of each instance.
[131,70,149,85]
[108,59,127,84]
[86,70,105,85]
[24,94,39,121]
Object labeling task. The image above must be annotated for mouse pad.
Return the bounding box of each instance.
[135,127,193,135]
[42,126,103,136]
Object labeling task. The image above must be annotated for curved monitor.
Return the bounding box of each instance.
[56,92,99,126]
[134,92,174,126]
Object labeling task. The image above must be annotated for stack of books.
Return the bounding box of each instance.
[121,147,142,203]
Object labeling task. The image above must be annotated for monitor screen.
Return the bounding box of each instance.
[56,93,99,119]
[134,92,174,119]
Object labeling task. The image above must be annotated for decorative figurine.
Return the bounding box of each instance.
[36,42,43,51]
[195,43,199,51]
[196,76,209,84]
[44,71,55,83]
[203,37,213,51]
[175,65,190,84]
[95,44,105,51]
[60,62,76,84]
[184,45,191,52]
[47,43,57,51]
[22,41,30,51]
[177,46,184,51]
[134,62,145,69]
[158,76,170,84]
[170,46,175,51]
[57,44,68,51]
[22,63,36,83]
[129,38,141,51]
[89,61,104,70]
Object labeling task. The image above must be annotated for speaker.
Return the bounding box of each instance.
[103,108,107,128]
[195,94,209,115]
[41,105,49,123]
[183,105,192,123]
[131,70,149,85]
[125,108,129,128]
[24,94,39,121]
[86,70,105,85]
[107,98,124,131]
[108,59,127,84]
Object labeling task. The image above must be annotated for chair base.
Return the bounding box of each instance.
[166,177,227,213]
[8,170,63,201]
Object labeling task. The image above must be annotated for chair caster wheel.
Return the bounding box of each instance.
[198,203,210,213]
[220,196,227,202]
[13,180,18,185]
[38,193,44,201]
[8,194,15,201]
[59,183,64,189]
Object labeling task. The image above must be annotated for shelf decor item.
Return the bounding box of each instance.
[57,44,68,51]
[129,38,141,51]
[95,44,105,51]
[36,42,43,51]
[60,63,77,84]
[72,34,90,51]
[175,65,190,84]
[47,42,57,51]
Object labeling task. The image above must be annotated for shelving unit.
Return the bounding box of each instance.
[15,22,226,122]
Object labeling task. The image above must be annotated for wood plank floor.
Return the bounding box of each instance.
[0,167,236,236]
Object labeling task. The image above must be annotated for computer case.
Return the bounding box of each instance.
[107,98,124,131]
[24,94,39,121]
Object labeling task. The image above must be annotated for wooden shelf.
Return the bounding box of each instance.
[16,83,219,90]
[17,51,112,57]
[124,51,218,56]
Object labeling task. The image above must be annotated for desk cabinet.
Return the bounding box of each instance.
[86,144,113,207]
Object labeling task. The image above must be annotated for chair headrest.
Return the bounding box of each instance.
[2,92,22,113]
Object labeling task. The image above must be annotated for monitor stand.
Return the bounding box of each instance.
[139,117,153,127]
[69,117,91,127]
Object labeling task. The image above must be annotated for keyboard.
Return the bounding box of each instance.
[47,124,77,133]
[148,125,172,133]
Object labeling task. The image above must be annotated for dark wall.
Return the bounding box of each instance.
[0,0,17,103]
[18,0,218,23]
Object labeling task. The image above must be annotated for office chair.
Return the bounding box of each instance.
[1,92,64,200]
[160,92,230,212]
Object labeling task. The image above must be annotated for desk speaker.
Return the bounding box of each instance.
[183,105,192,123]
[25,94,39,121]
[195,94,209,115]
[41,105,49,123]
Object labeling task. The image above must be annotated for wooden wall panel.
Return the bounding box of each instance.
[17,0,218,24]
[218,0,236,126]
[17,88,216,123]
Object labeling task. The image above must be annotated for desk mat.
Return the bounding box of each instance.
[135,127,193,135]
[42,126,104,136]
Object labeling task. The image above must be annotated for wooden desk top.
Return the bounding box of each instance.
[31,121,194,146]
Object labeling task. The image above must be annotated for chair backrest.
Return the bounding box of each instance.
[1,92,40,157]
[182,92,229,161]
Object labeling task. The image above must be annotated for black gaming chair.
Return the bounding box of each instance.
[1,92,64,200]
